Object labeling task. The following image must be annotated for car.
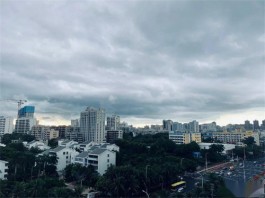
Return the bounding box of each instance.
[253,161,257,164]
[178,187,184,193]
[227,172,232,176]
[239,163,243,167]
[194,182,200,186]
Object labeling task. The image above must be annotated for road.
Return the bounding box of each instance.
[208,157,265,197]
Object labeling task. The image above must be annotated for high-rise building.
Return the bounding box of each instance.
[244,120,252,130]
[200,122,217,132]
[253,120,260,130]
[15,106,37,134]
[172,122,183,132]
[189,120,199,133]
[261,120,265,130]
[0,116,13,135]
[162,120,173,131]
[71,119,79,127]
[106,115,120,130]
[80,107,105,143]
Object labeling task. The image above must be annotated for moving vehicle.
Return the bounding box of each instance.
[178,187,184,193]
[171,181,186,191]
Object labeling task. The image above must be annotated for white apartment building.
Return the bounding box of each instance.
[169,131,202,144]
[74,148,116,175]
[58,139,78,148]
[0,116,13,135]
[80,107,105,143]
[25,140,50,150]
[0,160,8,180]
[41,146,79,172]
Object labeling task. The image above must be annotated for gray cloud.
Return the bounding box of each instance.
[0,0,264,126]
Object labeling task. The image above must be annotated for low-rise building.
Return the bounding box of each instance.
[25,140,50,150]
[169,131,202,144]
[74,148,116,175]
[212,131,260,146]
[0,160,8,180]
[106,130,123,143]
[198,143,235,154]
[40,146,79,172]
[58,139,78,148]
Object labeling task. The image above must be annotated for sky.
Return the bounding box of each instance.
[0,0,264,127]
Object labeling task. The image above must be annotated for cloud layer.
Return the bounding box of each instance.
[1,1,264,126]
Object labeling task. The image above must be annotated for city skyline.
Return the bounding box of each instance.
[1,1,264,127]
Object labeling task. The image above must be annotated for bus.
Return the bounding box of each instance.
[171,181,186,191]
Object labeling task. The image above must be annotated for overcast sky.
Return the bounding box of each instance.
[0,0,264,126]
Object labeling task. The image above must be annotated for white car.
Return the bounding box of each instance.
[227,171,232,176]
[178,187,184,193]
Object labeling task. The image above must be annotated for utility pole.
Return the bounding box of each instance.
[210,184,214,198]
[205,153,208,172]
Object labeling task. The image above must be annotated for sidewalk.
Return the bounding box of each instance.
[249,188,264,198]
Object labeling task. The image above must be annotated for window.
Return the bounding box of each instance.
[63,152,65,155]
[107,159,109,162]
[107,154,109,157]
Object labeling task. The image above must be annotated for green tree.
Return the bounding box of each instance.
[48,138,58,148]
[242,137,255,146]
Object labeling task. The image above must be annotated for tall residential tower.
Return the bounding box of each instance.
[80,107,105,143]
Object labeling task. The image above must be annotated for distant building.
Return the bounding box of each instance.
[15,106,37,134]
[0,160,8,180]
[200,122,217,132]
[253,120,260,130]
[65,126,83,143]
[189,120,199,133]
[71,119,79,127]
[169,131,202,144]
[106,130,123,143]
[0,116,13,135]
[80,107,105,143]
[163,120,173,131]
[244,120,252,130]
[172,122,183,132]
[31,125,59,140]
[106,115,120,130]
[261,120,265,130]
[212,131,260,146]
[50,125,67,138]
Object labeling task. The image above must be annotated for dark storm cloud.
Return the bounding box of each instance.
[0,0,264,125]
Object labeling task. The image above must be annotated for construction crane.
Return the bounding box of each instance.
[0,99,27,118]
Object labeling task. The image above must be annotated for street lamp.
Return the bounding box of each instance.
[181,158,184,167]
[198,172,204,189]
[205,153,208,172]
[145,165,150,180]
[142,190,150,198]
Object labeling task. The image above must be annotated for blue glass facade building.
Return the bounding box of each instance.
[18,106,35,118]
